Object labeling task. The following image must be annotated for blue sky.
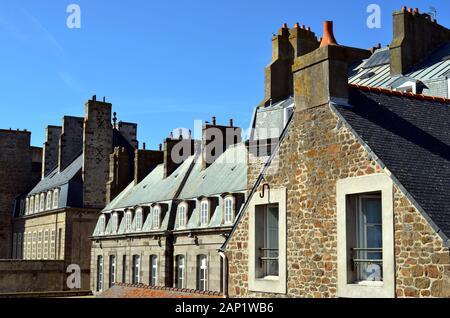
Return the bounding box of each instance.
[0,0,448,148]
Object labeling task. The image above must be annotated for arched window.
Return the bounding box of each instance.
[52,189,59,209]
[153,206,161,229]
[29,197,34,214]
[25,198,29,215]
[224,197,234,224]
[39,193,45,212]
[150,255,158,287]
[111,212,119,233]
[34,195,40,213]
[125,211,132,232]
[178,204,186,228]
[175,255,185,288]
[200,200,209,226]
[99,215,106,234]
[197,255,208,291]
[46,191,52,210]
[135,208,143,230]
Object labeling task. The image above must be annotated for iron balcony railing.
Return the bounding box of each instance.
[351,247,383,268]
[259,247,279,266]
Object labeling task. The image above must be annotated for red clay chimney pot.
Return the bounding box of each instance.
[320,21,338,47]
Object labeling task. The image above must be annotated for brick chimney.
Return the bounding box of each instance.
[163,131,196,178]
[293,21,371,110]
[262,23,320,106]
[202,116,242,170]
[58,116,83,172]
[42,125,61,178]
[390,7,450,75]
[134,147,164,184]
[82,96,113,209]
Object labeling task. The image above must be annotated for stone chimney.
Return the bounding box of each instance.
[292,21,371,110]
[163,131,196,178]
[118,121,138,149]
[262,23,320,106]
[105,147,131,204]
[390,7,450,75]
[134,147,164,184]
[202,116,242,170]
[82,96,113,209]
[42,125,61,178]
[58,116,83,172]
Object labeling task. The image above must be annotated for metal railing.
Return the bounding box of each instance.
[351,247,383,269]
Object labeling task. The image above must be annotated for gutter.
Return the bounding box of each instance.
[219,251,229,298]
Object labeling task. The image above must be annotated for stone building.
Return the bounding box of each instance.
[90,119,246,294]
[3,96,138,292]
[221,7,450,298]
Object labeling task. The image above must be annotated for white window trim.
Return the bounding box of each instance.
[336,174,395,298]
[125,211,133,233]
[176,254,185,288]
[135,208,143,231]
[152,206,161,229]
[200,199,210,226]
[46,191,52,210]
[177,202,188,229]
[223,196,235,225]
[99,215,106,234]
[150,255,158,286]
[198,254,208,291]
[52,189,59,209]
[112,212,119,234]
[248,187,286,294]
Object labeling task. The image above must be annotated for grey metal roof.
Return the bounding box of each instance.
[28,154,82,195]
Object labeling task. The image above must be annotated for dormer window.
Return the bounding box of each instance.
[125,211,133,232]
[34,195,39,213]
[29,197,34,214]
[39,193,45,212]
[52,189,59,209]
[153,206,161,229]
[25,198,29,215]
[224,196,234,224]
[200,200,209,226]
[135,208,143,231]
[178,204,187,228]
[99,215,106,234]
[111,213,119,233]
[46,191,52,210]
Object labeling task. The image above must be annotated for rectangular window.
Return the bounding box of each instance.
[200,201,209,225]
[23,233,27,259]
[176,255,185,288]
[50,229,56,259]
[12,233,17,259]
[37,231,43,259]
[46,192,52,210]
[43,230,49,259]
[32,231,37,259]
[150,255,158,286]
[27,232,32,259]
[197,255,208,291]
[255,204,279,278]
[57,228,62,259]
[178,206,186,228]
[53,189,59,209]
[152,207,160,229]
[97,255,103,292]
[34,195,39,213]
[132,255,141,284]
[224,197,234,224]
[40,194,45,212]
[109,255,116,288]
[122,255,127,283]
[17,233,22,259]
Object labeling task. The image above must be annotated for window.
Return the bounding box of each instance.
[336,174,395,298]
[125,211,132,232]
[50,229,56,259]
[255,204,279,278]
[111,213,119,233]
[37,231,43,259]
[27,232,31,260]
[178,205,186,228]
[109,255,116,288]
[40,193,45,212]
[29,197,33,214]
[135,209,143,231]
[32,231,37,259]
[58,228,62,259]
[23,233,27,259]
[200,200,209,226]
[17,233,22,259]
[224,197,234,224]
[175,255,185,288]
[122,255,127,283]
[97,255,104,292]
[52,189,59,209]
[46,192,52,210]
[152,206,160,229]
[99,215,106,234]
[34,195,39,213]
[197,255,208,291]
[43,230,49,259]
[150,255,158,286]
[12,233,17,259]
[132,255,141,284]
[25,198,29,215]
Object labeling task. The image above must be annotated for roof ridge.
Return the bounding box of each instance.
[350,84,450,104]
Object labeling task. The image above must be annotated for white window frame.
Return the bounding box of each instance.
[336,174,395,298]
[197,254,208,291]
[39,193,45,212]
[43,230,49,259]
[200,199,209,226]
[22,233,27,259]
[29,197,34,214]
[99,215,106,234]
[176,255,185,288]
[46,191,52,210]
[97,255,104,292]
[50,229,56,259]
[52,189,59,209]
[32,231,37,259]
[152,206,161,229]
[109,255,116,288]
[248,187,286,294]
[177,203,187,228]
[224,196,235,224]
[132,255,141,284]
[112,212,119,233]
[34,195,39,213]
[125,211,132,232]
[27,231,31,259]
[135,208,143,231]
[150,255,158,287]
[37,230,43,259]
[25,198,29,215]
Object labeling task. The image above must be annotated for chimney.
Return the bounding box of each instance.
[390,7,450,75]
[118,121,138,149]
[134,147,164,184]
[320,21,338,47]
[163,134,196,178]
[83,97,113,209]
[105,147,131,204]
[292,21,371,110]
[202,116,242,170]
[58,116,83,172]
[42,125,61,178]
[262,23,320,106]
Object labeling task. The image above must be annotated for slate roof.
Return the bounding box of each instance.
[335,86,450,239]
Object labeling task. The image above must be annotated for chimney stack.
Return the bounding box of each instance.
[320,21,338,47]
[58,116,83,172]
[163,135,196,178]
[390,7,450,75]
[105,147,131,204]
[42,125,61,178]
[134,147,164,184]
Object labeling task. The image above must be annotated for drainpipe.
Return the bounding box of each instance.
[219,251,228,298]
